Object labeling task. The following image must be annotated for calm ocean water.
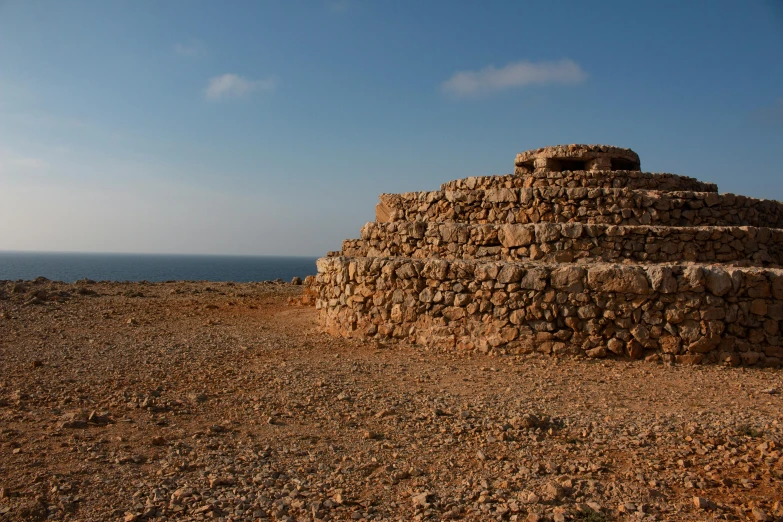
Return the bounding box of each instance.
[0,251,318,283]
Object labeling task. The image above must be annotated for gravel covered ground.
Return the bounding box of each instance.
[1,278,782,522]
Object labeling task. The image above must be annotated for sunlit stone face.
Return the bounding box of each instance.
[514,144,641,174]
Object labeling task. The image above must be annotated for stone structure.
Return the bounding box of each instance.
[514,144,640,174]
[313,145,783,366]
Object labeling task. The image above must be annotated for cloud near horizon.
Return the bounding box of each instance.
[442,59,587,98]
[204,74,277,100]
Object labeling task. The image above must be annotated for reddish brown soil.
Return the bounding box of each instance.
[1,279,781,521]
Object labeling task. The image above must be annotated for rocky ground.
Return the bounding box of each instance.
[1,278,782,522]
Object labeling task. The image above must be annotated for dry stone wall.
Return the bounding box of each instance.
[441,170,717,193]
[314,144,783,366]
[341,222,783,266]
[317,256,783,367]
[376,188,783,228]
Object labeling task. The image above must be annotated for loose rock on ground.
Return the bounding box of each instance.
[1,279,782,521]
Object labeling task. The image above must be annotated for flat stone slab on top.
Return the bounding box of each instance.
[515,144,640,174]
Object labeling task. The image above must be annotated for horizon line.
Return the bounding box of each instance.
[0,249,322,259]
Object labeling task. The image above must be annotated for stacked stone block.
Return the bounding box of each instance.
[314,145,783,366]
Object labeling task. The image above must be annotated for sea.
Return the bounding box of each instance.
[0,251,319,283]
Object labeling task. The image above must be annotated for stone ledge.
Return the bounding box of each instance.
[440,170,717,193]
[340,222,783,266]
[376,188,783,228]
[315,256,783,366]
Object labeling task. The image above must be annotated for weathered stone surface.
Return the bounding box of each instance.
[376,188,783,228]
[659,335,682,354]
[497,264,522,284]
[587,265,649,294]
[688,334,722,354]
[520,268,547,290]
[535,223,561,243]
[485,188,518,203]
[498,224,535,248]
[442,169,717,193]
[375,200,395,222]
[648,266,678,293]
[706,268,733,296]
[316,256,783,365]
[551,266,585,293]
[344,222,783,267]
[514,144,641,174]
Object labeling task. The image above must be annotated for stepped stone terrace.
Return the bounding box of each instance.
[313,145,783,367]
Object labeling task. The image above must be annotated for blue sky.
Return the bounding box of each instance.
[1,0,782,256]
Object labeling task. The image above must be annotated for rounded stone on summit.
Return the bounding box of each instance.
[514,144,640,174]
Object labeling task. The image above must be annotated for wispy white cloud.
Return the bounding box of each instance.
[174,40,206,58]
[442,59,587,98]
[204,74,277,101]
